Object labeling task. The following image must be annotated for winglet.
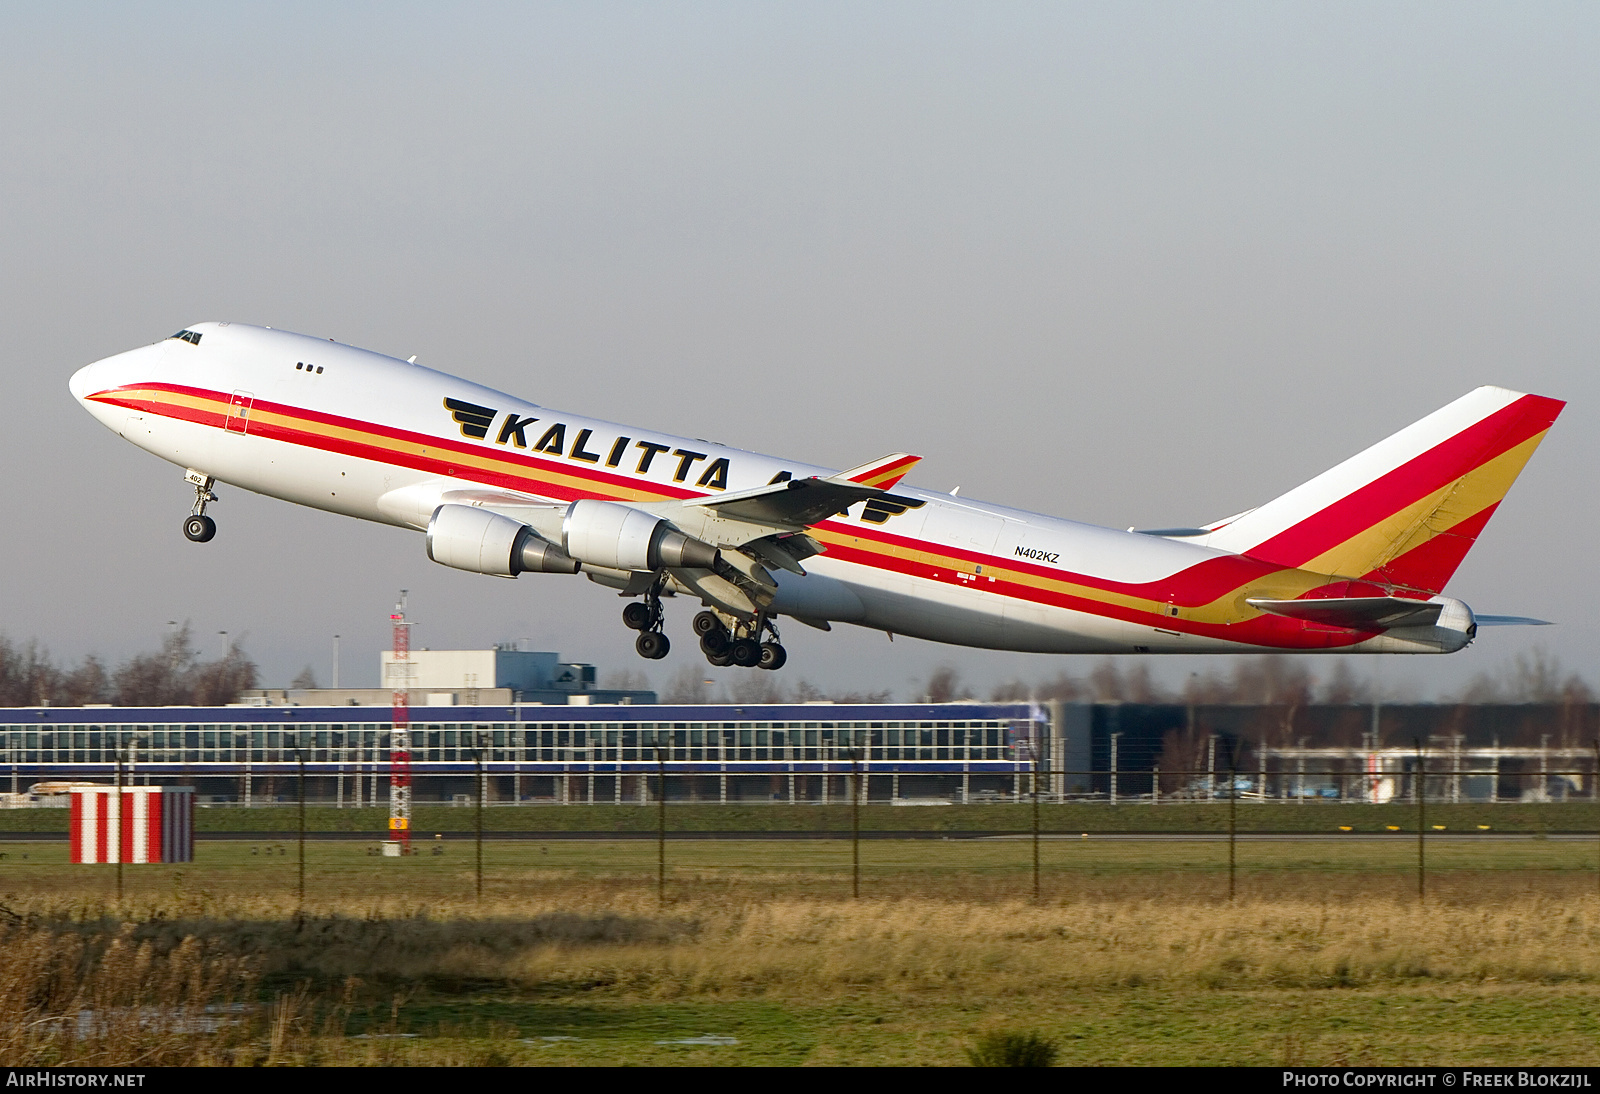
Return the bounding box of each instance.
[835,453,921,489]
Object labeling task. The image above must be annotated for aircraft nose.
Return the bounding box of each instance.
[68,361,100,402]
[70,340,168,403]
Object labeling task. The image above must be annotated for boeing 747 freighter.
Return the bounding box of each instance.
[70,324,1563,670]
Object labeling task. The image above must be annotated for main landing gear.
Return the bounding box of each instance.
[622,585,789,670]
[182,470,217,543]
[624,580,671,660]
[694,610,786,670]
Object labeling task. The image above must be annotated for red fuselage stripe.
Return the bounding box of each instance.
[93,383,1480,649]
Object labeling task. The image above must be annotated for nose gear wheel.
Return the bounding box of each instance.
[183,514,216,542]
[183,471,218,543]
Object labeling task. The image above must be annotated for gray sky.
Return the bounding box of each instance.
[2,2,1596,699]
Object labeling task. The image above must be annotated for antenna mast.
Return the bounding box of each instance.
[389,591,413,854]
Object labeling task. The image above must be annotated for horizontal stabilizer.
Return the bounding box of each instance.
[1246,596,1443,630]
[1474,615,1552,626]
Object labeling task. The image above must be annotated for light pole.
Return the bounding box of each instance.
[332,635,340,690]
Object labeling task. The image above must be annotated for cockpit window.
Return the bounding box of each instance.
[168,330,202,346]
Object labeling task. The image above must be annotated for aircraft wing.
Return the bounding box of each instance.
[681,453,923,529]
[1246,596,1444,630]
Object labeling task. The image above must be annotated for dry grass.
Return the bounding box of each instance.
[3,879,1599,999]
[2,858,1599,1064]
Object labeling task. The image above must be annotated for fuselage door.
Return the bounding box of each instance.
[226,390,254,434]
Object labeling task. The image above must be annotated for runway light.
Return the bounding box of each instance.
[1477,825,1491,830]
[1338,826,1353,832]
[1432,825,1446,831]
[1385,825,1400,831]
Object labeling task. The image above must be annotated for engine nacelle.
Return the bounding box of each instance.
[426,504,579,577]
[562,499,719,572]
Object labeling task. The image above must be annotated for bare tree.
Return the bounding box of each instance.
[991,670,1088,703]
[1088,660,1167,703]
[1456,646,1594,704]
[726,671,786,704]
[925,666,962,703]
[289,665,319,690]
[0,624,257,707]
[662,664,712,704]
[59,656,111,706]
[188,646,259,707]
[1320,660,1369,704]
[1156,725,1209,797]
[600,668,653,693]
[1230,656,1312,706]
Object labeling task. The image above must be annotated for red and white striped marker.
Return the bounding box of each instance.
[69,786,194,864]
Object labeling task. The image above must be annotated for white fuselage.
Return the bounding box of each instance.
[69,323,1470,656]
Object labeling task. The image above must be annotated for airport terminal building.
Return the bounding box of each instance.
[0,699,1060,806]
[0,648,1591,805]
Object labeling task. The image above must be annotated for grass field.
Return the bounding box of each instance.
[3,837,1599,1065]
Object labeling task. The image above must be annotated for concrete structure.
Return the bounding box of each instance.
[240,647,653,708]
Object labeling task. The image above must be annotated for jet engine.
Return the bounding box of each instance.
[561,499,720,571]
[426,504,579,576]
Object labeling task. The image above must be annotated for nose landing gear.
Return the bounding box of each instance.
[182,469,217,542]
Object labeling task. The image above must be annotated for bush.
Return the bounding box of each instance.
[966,1030,1059,1067]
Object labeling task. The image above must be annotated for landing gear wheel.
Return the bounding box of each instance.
[705,647,733,668]
[183,514,216,543]
[699,628,730,656]
[622,601,656,631]
[729,638,761,668]
[635,631,670,660]
[758,642,787,671]
[692,611,723,637]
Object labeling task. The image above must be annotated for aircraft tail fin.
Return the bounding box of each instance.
[1194,387,1564,595]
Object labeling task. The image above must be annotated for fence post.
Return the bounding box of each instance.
[655,745,667,907]
[1032,757,1041,902]
[475,735,485,903]
[1228,763,1237,901]
[1415,738,1425,903]
[851,753,861,899]
[115,741,124,903]
[1110,733,1121,805]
